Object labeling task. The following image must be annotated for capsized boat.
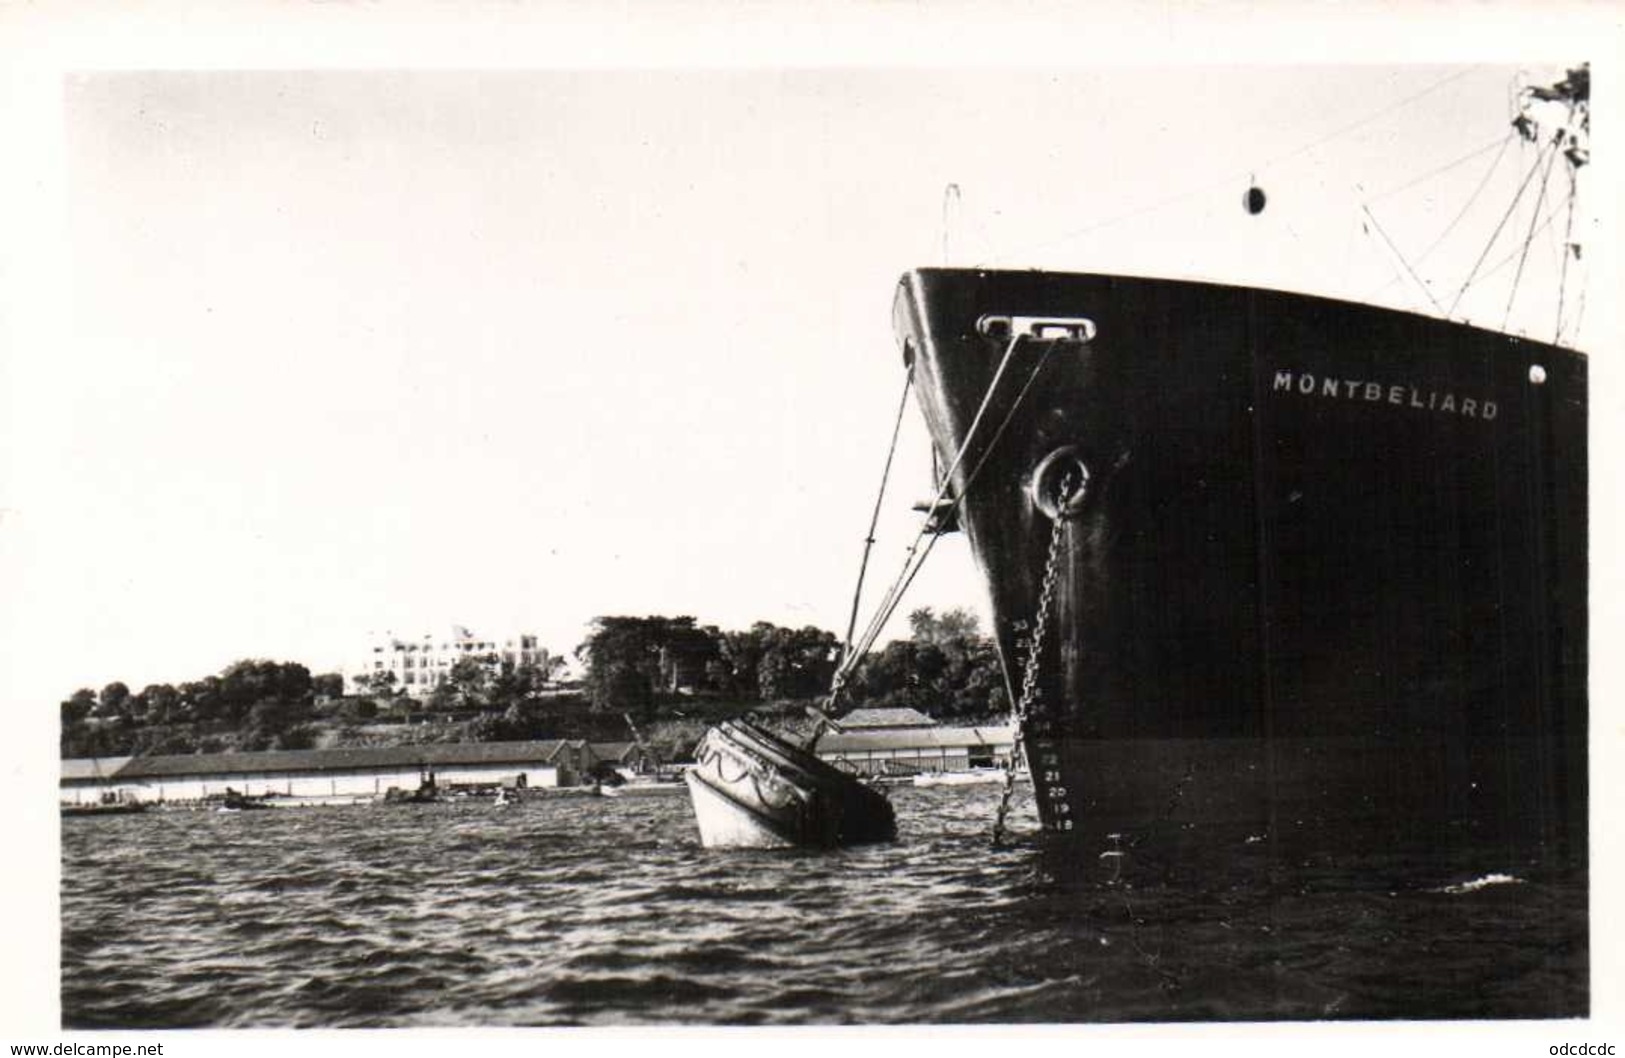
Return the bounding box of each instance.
[685,718,897,849]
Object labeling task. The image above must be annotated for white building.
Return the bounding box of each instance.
[347,625,556,698]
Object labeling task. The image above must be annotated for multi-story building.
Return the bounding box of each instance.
[347,626,556,698]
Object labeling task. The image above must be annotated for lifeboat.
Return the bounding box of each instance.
[684,718,897,849]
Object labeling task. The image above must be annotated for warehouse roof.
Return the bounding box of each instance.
[60,757,133,783]
[815,725,1013,754]
[92,740,587,781]
[834,707,938,729]
[590,741,654,762]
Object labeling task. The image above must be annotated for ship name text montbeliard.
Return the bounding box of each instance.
[1272,370,1498,420]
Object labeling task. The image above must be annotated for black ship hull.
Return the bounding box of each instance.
[894,269,1586,869]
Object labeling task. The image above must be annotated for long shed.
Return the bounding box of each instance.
[815,725,1015,776]
[60,740,585,804]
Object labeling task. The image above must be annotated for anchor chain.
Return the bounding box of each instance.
[992,467,1080,846]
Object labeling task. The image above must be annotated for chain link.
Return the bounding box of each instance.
[993,467,1080,846]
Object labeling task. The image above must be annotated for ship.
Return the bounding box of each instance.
[866,68,1590,869]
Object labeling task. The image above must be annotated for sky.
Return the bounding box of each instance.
[7,60,1605,702]
[1,0,1621,1045]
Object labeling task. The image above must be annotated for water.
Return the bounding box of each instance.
[60,785,1587,1027]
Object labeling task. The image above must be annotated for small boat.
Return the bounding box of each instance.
[685,718,897,849]
[378,769,441,805]
[61,800,147,818]
[207,789,271,812]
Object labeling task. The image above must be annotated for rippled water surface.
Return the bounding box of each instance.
[61,786,1586,1027]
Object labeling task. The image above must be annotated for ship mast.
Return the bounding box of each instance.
[1514,65,1589,345]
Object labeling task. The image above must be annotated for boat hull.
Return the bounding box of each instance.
[894,269,1587,867]
[686,719,897,849]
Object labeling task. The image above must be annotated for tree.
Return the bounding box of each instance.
[753,624,839,701]
[135,683,181,725]
[94,681,130,719]
[908,606,981,646]
[577,616,717,715]
[178,675,224,725]
[440,655,493,711]
[839,607,1008,721]
[61,688,96,727]
[700,621,840,703]
[247,698,300,737]
[336,697,379,724]
[359,669,399,698]
[218,660,313,723]
[536,652,568,685]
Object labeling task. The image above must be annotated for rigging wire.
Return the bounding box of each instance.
[843,344,1059,676]
[835,335,1059,691]
[981,66,1483,266]
[1503,133,1565,330]
[1555,166,1579,345]
[1446,135,1555,317]
[1445,187,1573,311]
[1364,133,1509,205]
[1412,131,1517,268]
[838,338,1027,685]
[835,334,1031,686]
[1360,203,1447,316]
[1268,67,1483,171]
[1357,145,1572,309]
[839,367,915,668]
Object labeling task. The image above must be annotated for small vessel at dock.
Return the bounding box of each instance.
[685,718,896,849]
[61,798,147,818]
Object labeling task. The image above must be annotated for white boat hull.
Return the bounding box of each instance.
[684,768,798,849]
[684,718,896,849]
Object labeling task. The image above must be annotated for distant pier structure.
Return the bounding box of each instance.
[814,707,1015,777]
[58,740,597,806]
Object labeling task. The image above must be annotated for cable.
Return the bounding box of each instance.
[1447,136,1555,317]
[845,343,1059,678]
[982,66,1483,266]
[837,334,1031,685]
[1555,168,1579,345]
[1413,131,1516,268]
[1503,133,1564,330]
[1446,189,1571,308]
[1361,203,1447,316]
[839,368,915,666]
[1365,133,1510,204]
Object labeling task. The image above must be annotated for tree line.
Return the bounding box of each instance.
[59,607,1011,758]
[60,660,338,759]
[576,606,1008,721]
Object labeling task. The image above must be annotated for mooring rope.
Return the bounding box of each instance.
[839,367,915,670]
[834,332,1030,690]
